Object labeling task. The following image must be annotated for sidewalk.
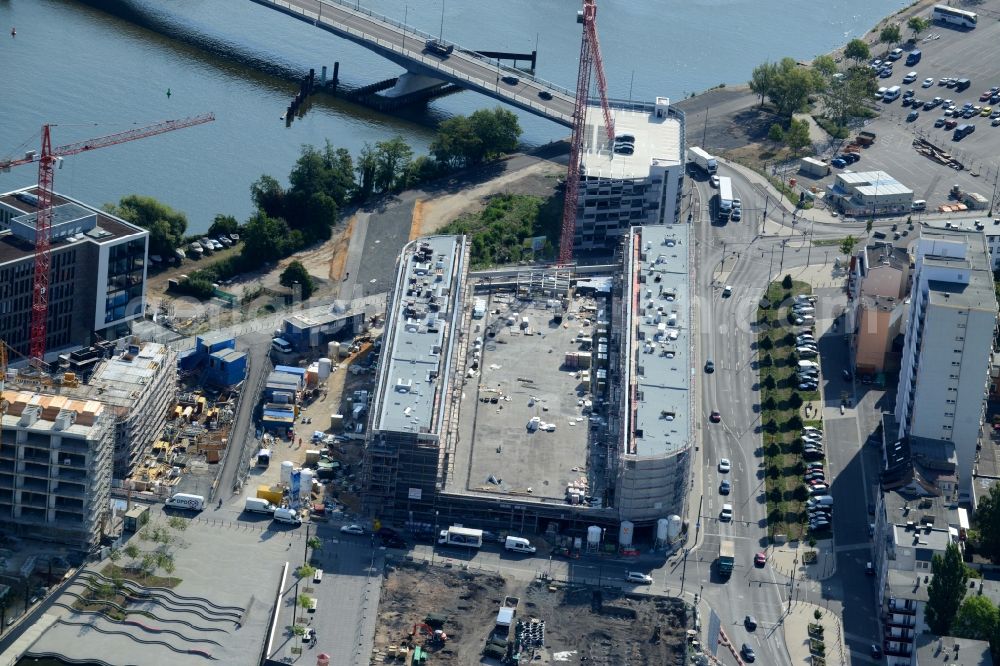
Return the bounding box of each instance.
[783,602,849,666]
[769,539,837,582]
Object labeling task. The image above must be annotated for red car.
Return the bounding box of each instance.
[710,411,721,423]
[981,91,993,102]
[754,551,767,567]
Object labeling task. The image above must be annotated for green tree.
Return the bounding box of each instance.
[822,67,878,127]
[207,214,240,238]
[925,542,969,635]
[844,39,871,64]
[430,115,481,168]
[973,484,1000,560]
[355,143,378,200]
[250,174,286,221]
[104,194,187,258]
[402,155,441,189]
[952,595,999,644]
[762,58,825,119]
[768,123,785,143]
[241,212,297,266]
[750,62,779,107]
[839,235,857,256]
[812,55,838,78]
[908,16,930,41]
[866,219,874,235]
[782,274,793,289]
[786,118,812,153]
[279,260,315,300]
[469,107,521,161]
[374,136,413,194]
[295,564,316,580]
[879,24,902,50]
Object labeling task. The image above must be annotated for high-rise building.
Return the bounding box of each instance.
[0,186,149,359]
[0,389,113,549]
[894,226,998,499]
[574,98,685,252]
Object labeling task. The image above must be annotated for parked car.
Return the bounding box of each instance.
[907,110,919,122]
[830,158,847,169]
[922,78,934,88]
[626,571,653,585]
[843,152,861,164]
[902,71,918,84]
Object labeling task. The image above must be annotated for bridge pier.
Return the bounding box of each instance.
[382,72,449,99]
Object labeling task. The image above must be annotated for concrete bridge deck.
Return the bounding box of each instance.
[250,0,576,126]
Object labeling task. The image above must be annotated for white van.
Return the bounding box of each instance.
[911,199,926,211]
[244,497,275,514]
[273,507,302,525]
[165,493,205,511]
[504,536,537,554]
[883,85,901,102]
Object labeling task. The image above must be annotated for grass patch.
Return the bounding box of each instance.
[812,237,850,247]
[757,279,821,541]
[811,115,850,140]
[438,193,563,268]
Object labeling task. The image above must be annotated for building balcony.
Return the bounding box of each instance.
[884,642,913,658]
[54,483,87,498]
[21,462,51,479]
[888,597,918,615]
[20,478,49,493]
[56,469,87,482]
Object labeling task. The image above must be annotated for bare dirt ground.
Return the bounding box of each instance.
[414,160,565,237]
[373,565,689,666]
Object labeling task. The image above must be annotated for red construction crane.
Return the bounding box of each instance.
[559,0,615,265]
[0,113,215,362]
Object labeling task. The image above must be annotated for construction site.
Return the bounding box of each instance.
[372,564,690,665]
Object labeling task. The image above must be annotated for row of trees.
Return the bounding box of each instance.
[108,107,523,299]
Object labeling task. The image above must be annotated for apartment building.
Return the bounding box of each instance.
[847,243,910,375]
[615,224,693,521]
[0,389,113,550]
[871,485,962,663]
[0,186,149,359]
[574,98,685,252]
[894,227,998,499]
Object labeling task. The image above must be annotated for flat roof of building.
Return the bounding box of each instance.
[920,226,997,312]
[22,509,290,666]
[445,285,603,503]
[836,170,913,197]
[581,100,682,180]
[625,225,692,458]
[885,568,930,602]
[373,236,464,435]
[915,634,993,666]
[0,187,146,266]
[883,487,959,532]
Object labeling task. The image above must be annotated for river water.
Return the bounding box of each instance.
[0,0,908,233]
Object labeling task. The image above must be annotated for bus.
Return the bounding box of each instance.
[716,176,734,222]
[932,4,977,29]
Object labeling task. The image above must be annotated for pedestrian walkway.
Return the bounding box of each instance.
[769,539,837,582]
[783,603,848,666]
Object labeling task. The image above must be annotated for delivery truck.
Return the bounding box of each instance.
[438,526,484,548]
[718,539,736,578]
[165,493,205,511]
[687,146,718,175]
[504,536,536,554]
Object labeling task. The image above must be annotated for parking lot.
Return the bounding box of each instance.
[828,2,1000,208]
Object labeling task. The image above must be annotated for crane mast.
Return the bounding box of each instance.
[559,0,615,265]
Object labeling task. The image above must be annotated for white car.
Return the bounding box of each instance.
[903,71,918,84]
[922,78,934,88]
[340,524,366,535]
[626,571,653,585]
[710,174,720,188]
[718,458,731,473]
[720,504,734,521]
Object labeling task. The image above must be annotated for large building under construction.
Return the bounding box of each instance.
[574,98,685,252]
[0,186,149,359]
[362,226,694,538]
